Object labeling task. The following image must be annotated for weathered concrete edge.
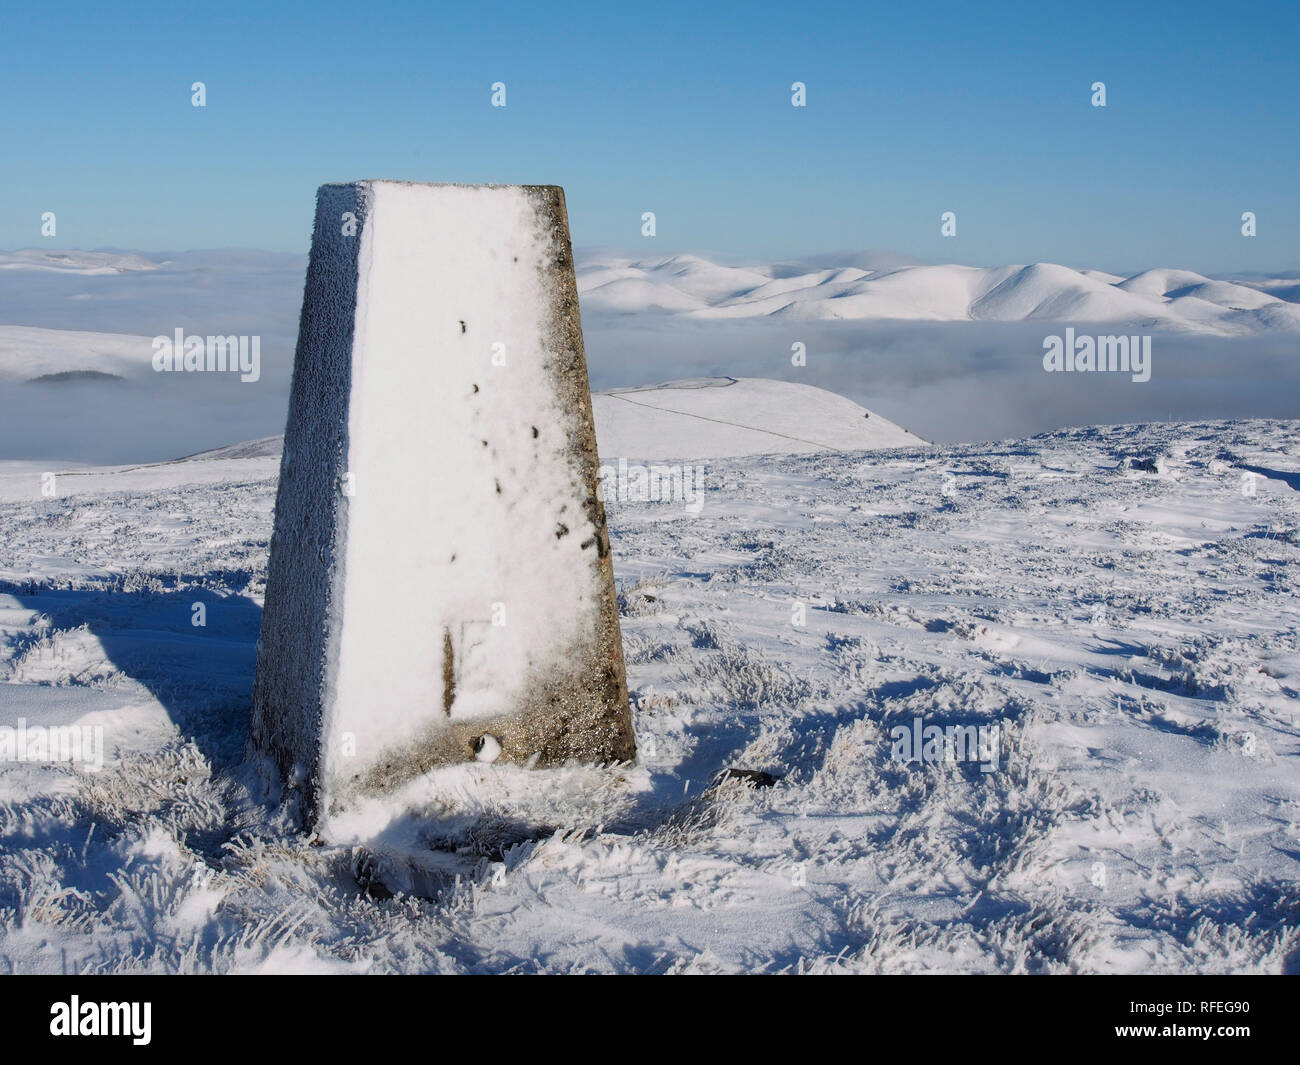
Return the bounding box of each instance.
[249,183,367,824]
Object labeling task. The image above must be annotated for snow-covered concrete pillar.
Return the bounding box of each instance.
[250,181,634,829]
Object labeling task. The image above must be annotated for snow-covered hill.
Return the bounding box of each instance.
[0,367,921,471]
[0,412,1296,973]
[578,253,1300,334]
[175,377,926,463]
[592,377,924,458]
[0,325,157,383]
[0,249,164,275]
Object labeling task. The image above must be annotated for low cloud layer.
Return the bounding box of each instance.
[584,316,1300,444]
[0,249,1295,464]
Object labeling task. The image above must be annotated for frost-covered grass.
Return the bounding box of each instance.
[0,418,1298,973]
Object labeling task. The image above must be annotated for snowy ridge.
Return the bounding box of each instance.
[192,377,925,466]
[592,377,925,458]
[0,325,157,383]
[577,253,1300,334]
[0,249,165,274]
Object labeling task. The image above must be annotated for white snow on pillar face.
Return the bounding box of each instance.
[251,181,634,828]
[331,182,597,765]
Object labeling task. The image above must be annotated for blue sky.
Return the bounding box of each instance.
[3,0,1296,272]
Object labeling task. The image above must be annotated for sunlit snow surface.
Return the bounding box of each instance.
[0,416,1297,973]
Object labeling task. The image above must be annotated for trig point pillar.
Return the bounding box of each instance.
[250,181,635,829]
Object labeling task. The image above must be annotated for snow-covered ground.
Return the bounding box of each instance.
[1,389,1297,973]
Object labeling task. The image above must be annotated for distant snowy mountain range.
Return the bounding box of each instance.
[0,248,164,275]
[2,247,1297,461]
[4,247,1298,335]
[576,253,1300,334]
